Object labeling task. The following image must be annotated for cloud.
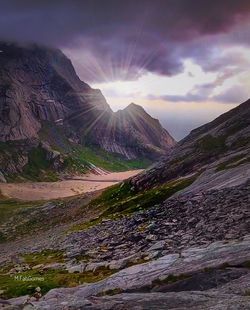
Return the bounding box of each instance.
[213,85,250,103]
[1,1,250,82]
[147,78,250,104]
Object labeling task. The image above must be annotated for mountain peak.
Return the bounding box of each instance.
[126,102,143,109]
[124,103,146,114]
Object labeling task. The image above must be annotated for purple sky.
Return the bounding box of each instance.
[1,0,250,139]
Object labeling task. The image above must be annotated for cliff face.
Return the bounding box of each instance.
[0,43,175,180]
[0,43,111,142]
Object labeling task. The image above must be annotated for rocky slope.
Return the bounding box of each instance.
[19,235,250,309]
[131,98,250,190]
[0,42,175,181]
[0,100,249,309]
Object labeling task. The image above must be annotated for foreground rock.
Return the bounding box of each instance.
[7,235,250,309]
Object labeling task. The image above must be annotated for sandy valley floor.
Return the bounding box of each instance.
[0,170,143,201]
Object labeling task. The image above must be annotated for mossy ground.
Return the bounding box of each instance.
[0,197,65,242]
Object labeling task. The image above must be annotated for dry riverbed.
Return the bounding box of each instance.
[0,170,143,201]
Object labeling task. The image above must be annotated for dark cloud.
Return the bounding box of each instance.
[0,1,250,82]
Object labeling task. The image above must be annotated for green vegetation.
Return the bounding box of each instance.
[39,121,152,173]
[22,250,65,267]
[0,197,46,242]
[1,122,151,182]
[0,268,114,299]
[0,249,115,299]
[102,176,196,215]
[72,175,196,231]
[216,154,250,171]
[64,145,151,172]
[0,141,15,152]
[23,147,58,181]
[0,198,41,225]
[198,135,226,153]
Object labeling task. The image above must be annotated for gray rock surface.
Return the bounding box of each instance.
[63,180,249,264]
[8,236,250,309]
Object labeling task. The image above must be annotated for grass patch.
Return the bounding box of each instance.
[101,176,196,216]
[65,145,151,173]
[0,198,45,242]
[0,267,114,299]
[97,288,123,296]
[1,122,151,182]
[1,247,114,299]
[71,175,196,232]
[22,250,65,267]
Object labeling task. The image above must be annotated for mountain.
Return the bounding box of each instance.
[2,98,250,308]
[0,42,175,181]
[131,99,250,190]
[96,103,175,159]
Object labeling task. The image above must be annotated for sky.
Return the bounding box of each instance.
[0,1,250,140]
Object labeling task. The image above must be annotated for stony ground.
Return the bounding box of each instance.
[63,180,249,265]
[5,235,250,309]
[0,159,249,309]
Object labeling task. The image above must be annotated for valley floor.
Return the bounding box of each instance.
[0,170,143,201]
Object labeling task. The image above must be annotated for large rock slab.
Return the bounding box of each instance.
[8,235,250,309]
